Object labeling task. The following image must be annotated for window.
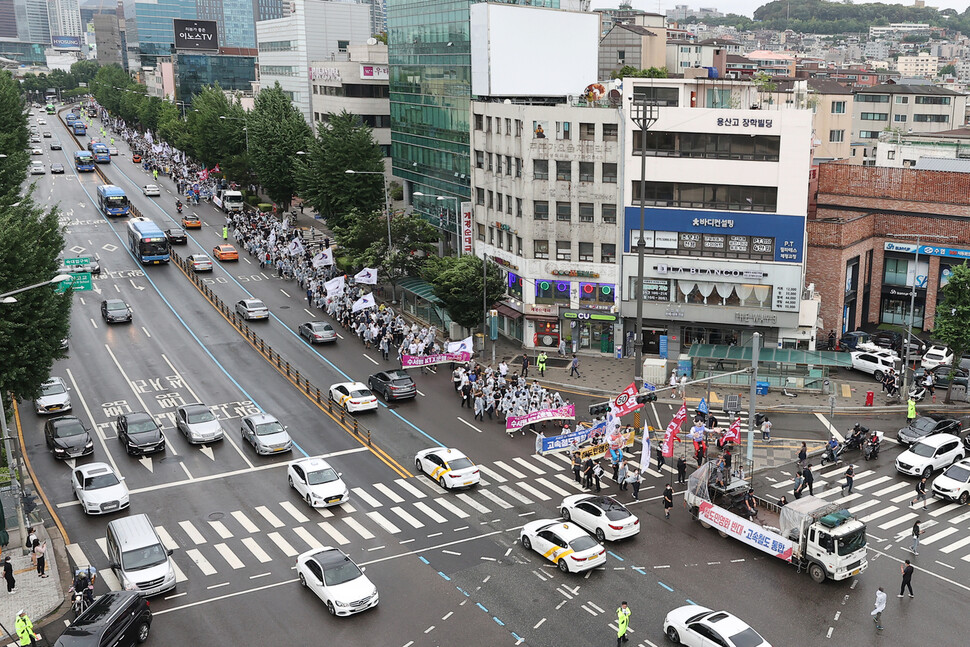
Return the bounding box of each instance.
[506,195,512,215]
[603,124,618,142]
[556,161,572,181]
[633,86,679,106]
[489,227,494,245]
[515,158,522,177]
[636,131,781,161]
[831,101,846,114]
[556,202,571,222]
[894,114,907,122]
[887,150,896,160]
[579,162,594,182]
[894,96,909,104]
[579,242,594,262]
[580,123,596,141]
[517,237,523,256]
[476,188,485,205]
[914,114,948,123]
[534,240,549,259]
[857,94,890,103]
[515,119,523,137]
[858,131,880,139]
[485,116,491,132]
[559,121,570,140]
[337,40,349,53]
[602,204,616,224]
[494,229,501,246]
[474,113,483,130]
[860,112,888,121]
[579,203,594,223]
[487,153,493,171]
[602,163,617,183]
[916,95,951,105]
[505,118,511,133]
[630,181,778,212]
[535,278,570,304]
[494,118,501,135]
[475,150,484,168]
[829,130,845,143]
[617,49,625,62]
[516,198,522,217]
[534,159,549,180]
[534,201,549,220]
[477,223,485,241]
[496,193,503,212]
[556,240,571,261]
[495,156,502,174]
[505,155,512,175]
[884,257,909,285]
[706,89,732,108]
[487,191,493,209]
[601,243,616,264]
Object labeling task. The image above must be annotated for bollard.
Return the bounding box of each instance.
[353,419,359,436]
[315,387,321,402]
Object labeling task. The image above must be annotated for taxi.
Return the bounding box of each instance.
[132,153,142,163]
[519,519,606,573]
[414,447,480,489]
[328,382,378,413]
[212,244,238,261]
[182,214,202,229]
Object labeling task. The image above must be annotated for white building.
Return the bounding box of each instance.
[47,0,82,39]
[868,23,932,38]
[619,79,814,356]
[256,0,371,124]
[896,52,939,78]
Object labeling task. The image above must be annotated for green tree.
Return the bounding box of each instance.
[297,110,385,228]
[249,83,312,209]
[0,71,29,200]
[423,255,506,330]
[91,64,132,115]
[180,86,247,169]
[70,60,100,86]
[933,263,970,404]
[938,63,957,77]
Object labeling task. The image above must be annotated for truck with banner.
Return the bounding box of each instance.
[213,189,245,213]
[684,462,868,583]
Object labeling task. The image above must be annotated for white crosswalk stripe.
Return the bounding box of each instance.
[860,507,896,523]
[877,512,917,531]
[268,532,298,557]
[872,482,910,497]
[242,537,272,563]
[413,501,448,523]
[435,496,470,518]
[513,456,545,475]
[366,511,401,534]
[390,506,424,528]
[494,460,527,479]
[921,527,959,545]
[940,535,970,554]
[477,465,507,483]
[208,520,233,539]
[319,521,351,545]
[353,487,383,508]
[294,527,323,550]
[854,475,893,491]
[531,454,565,471]
[535,477,571,497]
[499,484,533,505]
[179,520,207,544]
[515,481,551,501]
[374,482,405,503]
[232,510,260,533]
[457,492,491,513]
[186,548,217,575]
[155,525,179,550]
[279,501,310,524]
[342,517,375,540]
[394,478,427,499]
[255,505,285,528]
[478,488,513,509]
[214,543,245,569]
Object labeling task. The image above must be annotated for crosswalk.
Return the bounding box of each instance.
[766,463,970,561]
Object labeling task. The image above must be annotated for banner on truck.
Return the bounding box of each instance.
[697,501,794,561]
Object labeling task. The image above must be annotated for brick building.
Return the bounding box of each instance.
[808,162,970,337]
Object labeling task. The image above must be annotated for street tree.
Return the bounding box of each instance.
[70,60,100,86]
[0,71,29,201]
[423,255,506,331]
[249,83,311,209]
[933,263,970,404]
[329,208,384,265]
[181,86,243,168]
[91,64,133,115]
[297,110,384,227]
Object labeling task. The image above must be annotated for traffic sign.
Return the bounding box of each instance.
[55,273,92,293]
[63,257,91,266]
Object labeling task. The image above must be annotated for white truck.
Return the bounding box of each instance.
[213,189,244,213]
[685,462,868,583]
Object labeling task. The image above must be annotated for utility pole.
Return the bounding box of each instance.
[746,332,760,464]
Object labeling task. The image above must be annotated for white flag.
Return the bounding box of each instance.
[324,275,345,297]
[267,230,277,248]
[287,238,305,257]
[354,267,378,285]
[447,336,474,354]
[352,293,375,312]
[312,248,334,268]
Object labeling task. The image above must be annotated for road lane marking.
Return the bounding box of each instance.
[435,497,470,519]
[155,526,179,550]
[478,489,513,509]
[352,487,382,508]
[373,482,406,503]
[878,512,917,531]
[208,520,233,539]
[493,461,527,479]
[512,457,544,475]
[232,510,260,533]
[279,501,309,524]
[394,478,427,499]
[67,543,121,590]
[939,535,970,554]
[390,506,424,528]
[457,492,491,513]
[477,466,507,483]
[294,527,323,550]
[414,501,448,523]
[255,505,285,528]
[366,511,401,534]
[101,345,178,456]
[317,521,351,545]
[179,521,207,544]
[921,527,959,545]
[186,548,217,575]
[241,538,272,563]
[363,354,379,365]
[499,485,533,505]
[515,482,551,501]
[65,368,122,476]
[267,532,298,557]
[342,518,375,540]
[535,478,571,497]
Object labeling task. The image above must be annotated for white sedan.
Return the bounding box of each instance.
[415,447,480,489]
[329,382,378,413]
[288,457,349,508]
[560,494,639,542]
[296,548,378,616]
[142,184,161,196]
[31,148,43,155]
[663,605,771,647]
[519,519,606,573]
[71,463,130,515]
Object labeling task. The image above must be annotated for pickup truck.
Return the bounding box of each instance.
[685,462,868,583]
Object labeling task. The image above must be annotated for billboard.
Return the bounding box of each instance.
[173,19,219,51]
[460,201,473,256]
[52,36,81,50]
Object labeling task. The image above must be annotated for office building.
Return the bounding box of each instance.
[15,0,52,43]
[47,0,82,38]
[122,0,197,69]
[367,0,385,36]
[177,52,256,98]
[93,12,123,66]
[196,0,282,50]
[0,0,17,38]
[256,0,371,124]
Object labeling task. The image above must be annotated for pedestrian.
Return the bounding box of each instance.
[909,520,924,555]
[583,457,595,490]
[592,461,604,492]
[678,374,688,399]
[521,354,529,378]
[802,464,814,496]
[25,527,36,550]
[569,354,580,378]
[907,396,917,423]
[3,556,15,593]
[663,483,674,519]
[899,560,914,598]
[656,446,665,470]
[797,442,807,468]
[761,416,772,443]
[611,453,620,481]
[842,464,855,495]
[571,452,582,483]
[926,372,936,403]
[872,587,886,630]
[911,477,928,509]
[723,446,732,475]
[32,539,47,578]
[615,601,631,646]
[793,470,806,499]
[536,351,547,376]
[617,461,628,491]
[669,369,678,393]
[630,469,642,500]
[16,609,39,646]
[676,456,687,484]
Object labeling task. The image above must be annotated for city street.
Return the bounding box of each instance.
[16,110,969,646]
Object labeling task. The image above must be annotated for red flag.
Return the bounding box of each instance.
[610,381,644,417]
[661,402,688,458]
[723,417,742,444]
[212,164,220,173]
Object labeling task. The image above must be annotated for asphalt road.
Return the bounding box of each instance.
[17,108,960,646]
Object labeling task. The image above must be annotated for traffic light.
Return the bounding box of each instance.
[589,401,610,416]
[636,392,657,404]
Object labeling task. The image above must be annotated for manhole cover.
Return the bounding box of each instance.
[207,512,225,521]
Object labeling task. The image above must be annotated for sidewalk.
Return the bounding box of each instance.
[0,524,67,642]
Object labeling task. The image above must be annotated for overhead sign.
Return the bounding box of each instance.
[52,36,81,50]
[173,19,219,51]
[63,257,91,266]
[56,273,92,293]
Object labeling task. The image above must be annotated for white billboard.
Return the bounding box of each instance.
[470,3,599,98]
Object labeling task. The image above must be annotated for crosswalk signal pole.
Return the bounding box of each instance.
[746,332,760,464]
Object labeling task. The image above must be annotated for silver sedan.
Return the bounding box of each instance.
[241,413,293,455]
[175,403,225,444]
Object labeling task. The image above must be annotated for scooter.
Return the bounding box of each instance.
[864,431,883,461]
[844,425,868,452]
[176,202,183,214]
[908,384,926,403]
[820,441,844,466]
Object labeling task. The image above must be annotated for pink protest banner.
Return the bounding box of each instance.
[401,352,471,368]
[506,404,576,432]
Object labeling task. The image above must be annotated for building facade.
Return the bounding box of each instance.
[598,15,666,80]
[93,12,123,67]
[122,0,197,69]
[195,0,282,50]
[15,0,51,43]
[47,0,82,39]
[177,51,256,98]
[896,52,939,78]
[768,78,853,162]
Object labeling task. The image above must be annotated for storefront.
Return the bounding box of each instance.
[879,248,928,329]
[562,309,618,354]
[495,303,523,345]
[524,304,561,349]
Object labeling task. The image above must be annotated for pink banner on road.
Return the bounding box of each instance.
[401,352,471,368]
[506,404,576,432]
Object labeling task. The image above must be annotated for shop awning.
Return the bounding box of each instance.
[687,344,854,368]
[396,277,444,304]
[495,304,522,320]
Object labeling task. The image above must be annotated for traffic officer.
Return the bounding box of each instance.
[615,601,631,645]
[536,351,547,376]
[16,609,39,646]
[222,225,228,241]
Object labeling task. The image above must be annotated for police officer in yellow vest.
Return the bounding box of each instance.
[616,601,631,645]
[16,609,39,646]
[536,351,548,376]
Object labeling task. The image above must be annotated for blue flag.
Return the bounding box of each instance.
[697,397,709,414]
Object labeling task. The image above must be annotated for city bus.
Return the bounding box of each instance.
[97,185,129,217]
[126,218,170,265]
[72,121,86,135]
[65,112,77,124]
[74,150,95,172]
[45,103,56,114]
[92,142,110,163]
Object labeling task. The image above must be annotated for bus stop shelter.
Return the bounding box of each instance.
[687,344,855,391]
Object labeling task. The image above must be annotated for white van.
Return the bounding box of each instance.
[105,514,176,596]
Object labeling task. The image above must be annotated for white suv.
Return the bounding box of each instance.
[851,349,900,381]
[922,345,954,370]
[895,434,965,478]
[932,458,970,505]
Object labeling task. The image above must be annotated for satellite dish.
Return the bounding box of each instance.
[367,37,377,45]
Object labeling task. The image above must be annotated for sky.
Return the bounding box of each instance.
[588,1,967,19]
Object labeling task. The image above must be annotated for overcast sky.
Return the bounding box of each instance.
[589,1,966,19]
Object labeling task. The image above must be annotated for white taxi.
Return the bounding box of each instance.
[519,519,606,573]
[288,457,349,508]
[560,494,640,542]
[329,381,378,413]
[415,447,480,489]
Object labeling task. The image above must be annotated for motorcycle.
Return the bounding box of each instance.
[176,201,183,214]
[844,425,868,452]
[820,441,844,466]
[909,384,926,403]
[864,431,883,461]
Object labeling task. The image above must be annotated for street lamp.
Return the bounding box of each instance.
[219,115,248,151]
[0,273,72,553]
[413,192,460,254]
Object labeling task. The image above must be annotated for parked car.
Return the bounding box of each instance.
[922,345,954,370]
[35,377,71,414]
[913,365,968,390]
[850,349,899,381]
[44,416,94,459]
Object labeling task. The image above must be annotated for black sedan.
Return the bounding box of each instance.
[898,416,962,445]
[50,162,65,174]
[367,369,417,401]
[101,299,132,323]
[44,416,94,459]
[116,411,166,455]
[166,227,187,245]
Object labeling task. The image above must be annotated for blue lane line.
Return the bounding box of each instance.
[388,408,445,447]
[686,598,697,605]
[511,633,522,642]
[437,571,451,581]
[658,581,674,592]
[492,617,505,626]
[608,551,625,562]
[456,586,470,597]
[476,602,489,613]
[632,567,646,574]
[417,556,429,565]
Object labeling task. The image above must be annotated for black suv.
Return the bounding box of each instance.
[54,591,152,647]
